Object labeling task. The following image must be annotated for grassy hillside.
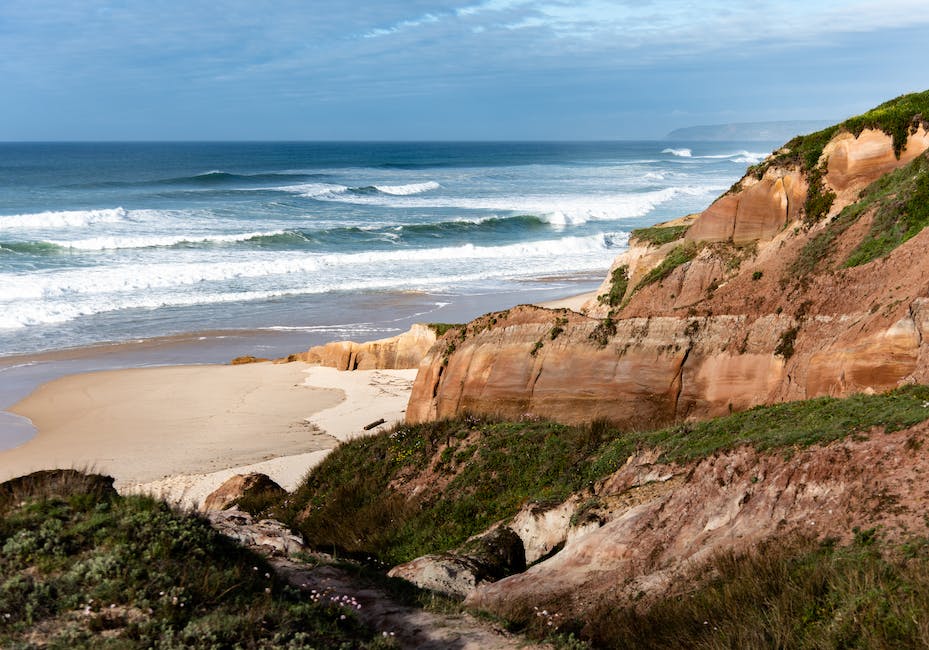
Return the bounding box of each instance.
[279,384,929,567]
[0,470,388,649]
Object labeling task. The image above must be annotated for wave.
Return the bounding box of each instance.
[372,181,440,195]
[663,148,692,158]
[0,208,130,230]
[293,185,717,226]
[694,150,768,164]
[40,230,291,251]
[0,233,625,304]
[0,232,623,330]
[68,170,326,190]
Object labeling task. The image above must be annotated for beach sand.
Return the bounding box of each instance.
[1,362,417,508]
[537,290,597,311]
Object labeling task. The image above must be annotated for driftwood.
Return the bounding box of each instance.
[363,418,387,431]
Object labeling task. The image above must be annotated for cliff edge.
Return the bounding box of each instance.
[407,91,929,427]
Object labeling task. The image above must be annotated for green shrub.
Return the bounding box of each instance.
[0,471,385,648]
[630,225,689,247]
[635,244,699,290]
[596,265,629,308]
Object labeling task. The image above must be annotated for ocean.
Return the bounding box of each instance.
[0,141,772,358]
[0,140,773,447]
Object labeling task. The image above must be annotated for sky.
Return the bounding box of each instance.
[2,0,928,140]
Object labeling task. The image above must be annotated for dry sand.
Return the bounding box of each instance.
[1,362,417,508]
[536,289,597,312]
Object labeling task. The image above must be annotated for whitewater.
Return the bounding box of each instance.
[0,141,772,356]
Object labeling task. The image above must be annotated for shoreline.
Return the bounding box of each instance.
[1,362,418,508]
[0,285,597,505]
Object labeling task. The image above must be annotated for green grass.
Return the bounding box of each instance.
[596,265,629,308]
[790,152,929,278]
[0,471,389,649]
[283,385,929,567]
[748,90,929,224]
[635,243,699,290]
[525,533,929,649]
[426,323,463,337]
[844,152,929,267]
[629,225,689,247]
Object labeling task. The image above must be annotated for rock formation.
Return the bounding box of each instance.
[407,100,929,428]
[460,422,929,628]
[284,323,437,370]
[201,472,286,512]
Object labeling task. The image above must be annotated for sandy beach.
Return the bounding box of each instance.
[0,361,417,508]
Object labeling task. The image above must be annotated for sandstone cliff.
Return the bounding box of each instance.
[407,92,929,427]
[284,323,437,370]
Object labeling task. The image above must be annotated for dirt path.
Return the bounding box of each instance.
[271,557,546,650]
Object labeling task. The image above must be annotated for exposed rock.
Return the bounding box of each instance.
[284,323,437,370]
[206,507,306,557]
[824,126,929,197]
[201,472,286,513]
[407,306,789,427]
[388,526,526,599]
[0,470,117,508]
[465,425,929,622]
[510,499,579,564]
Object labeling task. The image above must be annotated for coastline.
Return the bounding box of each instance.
[0,283,598,506]
[0,362,418,508]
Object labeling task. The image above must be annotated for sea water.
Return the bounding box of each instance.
[0,141,773,358]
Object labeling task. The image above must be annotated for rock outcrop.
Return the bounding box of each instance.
[388,526,527,599]
[201,472,286,512]
[464,423,929,624]
[407,108,929,428]
[284,324,437,370]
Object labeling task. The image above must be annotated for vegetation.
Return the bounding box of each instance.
[630,225,689,247]
[281,385,929,566]
[545,532,929,648]
[426,322,463,337]
[844,152,929,267]
[635,243,699,290]
[748,90,929,224]
[0,470,388,649]
[596,265,629,308]
[790,151,929,278]
[774,326,799,359]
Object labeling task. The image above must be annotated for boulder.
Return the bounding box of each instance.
[206,508,306,557]
[201,473,286,513]
[388,526,526,599]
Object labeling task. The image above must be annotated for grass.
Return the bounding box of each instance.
[282,385,929,567]
[629,225,689,247]
[530,532,929,649]
[635,243,699,290]
[790,151,929,278]
[844,152,929,267]
[596,264,629,308]
[747,90,929,224]
[426,322,463,337]
[0,470,390,649]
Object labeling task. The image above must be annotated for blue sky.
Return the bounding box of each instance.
[2,0,928,140]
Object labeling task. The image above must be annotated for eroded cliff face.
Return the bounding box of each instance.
[284,323,437,370]
[407,125,929,427]
[464,423,929,626]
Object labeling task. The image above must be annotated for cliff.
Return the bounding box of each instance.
[407,91,929,427]
[282,323,437,370]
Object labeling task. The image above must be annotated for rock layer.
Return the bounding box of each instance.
[285,323,437,370]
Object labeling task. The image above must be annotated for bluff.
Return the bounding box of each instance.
[407,91,929,427]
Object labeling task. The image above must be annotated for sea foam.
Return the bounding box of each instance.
[0,208,130,230]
